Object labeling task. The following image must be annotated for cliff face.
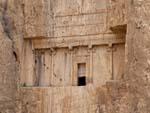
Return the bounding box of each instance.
[106,0,150,112]
[125,0,150,112]
[0,21,17,113]
[0,0,150,113]
[0,0,23,112]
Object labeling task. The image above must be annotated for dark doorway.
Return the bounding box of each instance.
[78,76,86,86]
[77,63,86,86]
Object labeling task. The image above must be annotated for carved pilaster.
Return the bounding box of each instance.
[68,47,74,86]
[71,48,78,85]
[107,45,117,80]
[87,46,96,84]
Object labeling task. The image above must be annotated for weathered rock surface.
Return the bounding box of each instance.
[107,0,127,28]
[0,0,150,113]
[0,0,23,112]
[0,22,17,113]
[125,0,150,112]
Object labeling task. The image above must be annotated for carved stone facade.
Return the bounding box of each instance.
[20,0,126,113]
[1,0,150,113]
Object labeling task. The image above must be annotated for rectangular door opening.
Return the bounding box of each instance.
[77,63,86,86]
[78,76,86,86]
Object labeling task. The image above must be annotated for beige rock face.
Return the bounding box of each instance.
[24,0,107,38]
[0,22,17,113]
[0,0,23,112]
[107,0,127,28]
[23,0,54,38]
[125,0,150,112]
[0,0,150,113]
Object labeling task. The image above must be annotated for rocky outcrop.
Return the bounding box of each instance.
[0,0,24,112]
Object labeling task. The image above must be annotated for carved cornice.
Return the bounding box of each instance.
[31,34,125,50]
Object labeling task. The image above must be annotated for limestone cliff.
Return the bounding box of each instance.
[0,0,150,113]
[0,0,23,112]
